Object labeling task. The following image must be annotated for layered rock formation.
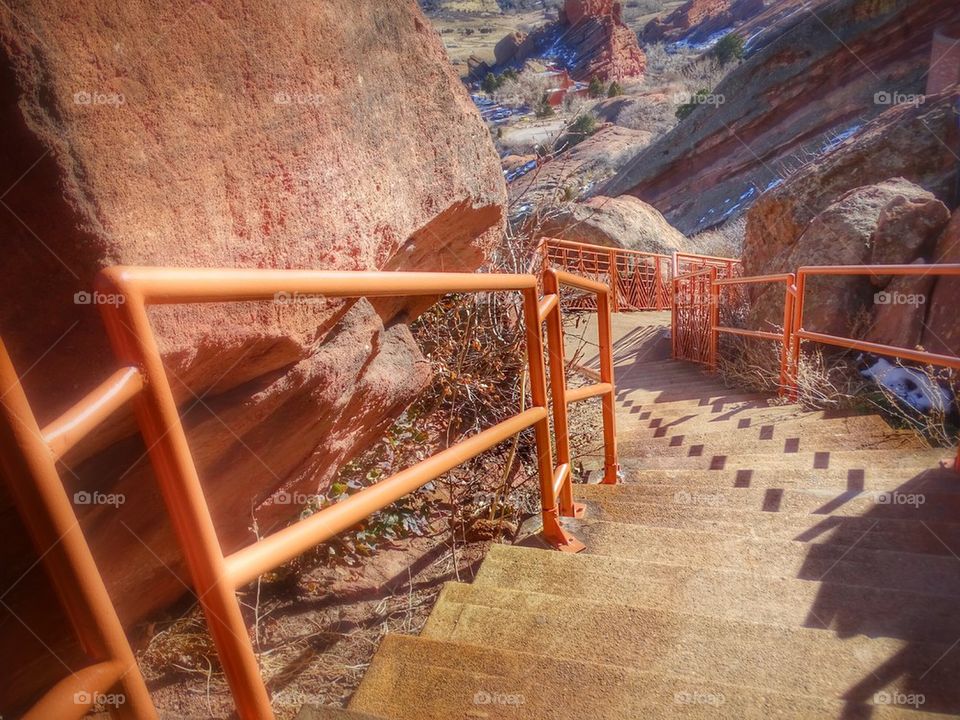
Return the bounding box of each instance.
[490,0,645,81]
[643,0,765,45]
[0,0,505,713]
[604,0,959,235]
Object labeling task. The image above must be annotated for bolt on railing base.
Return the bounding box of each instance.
[567,502,587,519]
[542,511,587,553]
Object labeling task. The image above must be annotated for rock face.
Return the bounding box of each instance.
[604,0,959,235]
[643,0,765,45]
[0,0,505,713]
[922,211,960,356]
[538,195,687,254]
[743,92,960,277]
[491,0,645,81]
[747,179,951,338]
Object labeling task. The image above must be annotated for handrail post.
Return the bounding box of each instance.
[789,271,806,402]
[780,274,796,396]
[608,248,619,313]
[709,267,719,371]
[596,287,620,484]
[542,272,584,518]
[0,340,157,720]
[522,287,585,552]
[670,276,678,360]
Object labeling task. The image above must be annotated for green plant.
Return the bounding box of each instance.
[713,33,745,65]
[535,91,555,117]
[675,88,709,120]
[588,76,605,98]
[607,81,624,98]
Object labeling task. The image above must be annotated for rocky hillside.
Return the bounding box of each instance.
[603,0,958,235]
[643,0,764,45]
[0,0,505,712]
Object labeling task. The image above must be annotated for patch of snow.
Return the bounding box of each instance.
[860,357,954,414]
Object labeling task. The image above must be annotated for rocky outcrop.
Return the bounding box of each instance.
[921,211,960,356]
[747,180,951,338]
[604,0,959,235]
[0,0,505,713]
[643,0,764,45]
[538,195,687,254]
[743,91,960,277]
[490,0,645,81]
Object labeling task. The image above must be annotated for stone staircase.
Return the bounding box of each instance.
[303,323,960,719]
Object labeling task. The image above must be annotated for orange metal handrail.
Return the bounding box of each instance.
[89,264,613,719]
[1,263,620,719]
[0,344,157,720]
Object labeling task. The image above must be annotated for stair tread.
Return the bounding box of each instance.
[349,634,934,719]
[423,582,960,710]
[474,544,960,643]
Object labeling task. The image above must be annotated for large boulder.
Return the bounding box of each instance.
[748,179,950,338]
[538,195,687,254]
[921,211,960,356]
[743,91,960,277]
[0,0,505,712]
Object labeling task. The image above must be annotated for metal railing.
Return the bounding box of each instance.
[1,263,619,720]
[540,237,741,312]
[672,262,960,467]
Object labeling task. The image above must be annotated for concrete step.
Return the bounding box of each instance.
[554,518,960,597]
[475,544,960,643]
[573,483,960,521]
[572,497,960,556]
[607,448,955,472]
[615,467,960,494]
[347,635,930,720]
[423,583,960,712]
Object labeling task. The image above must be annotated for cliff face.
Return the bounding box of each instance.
[603,0,958,235]
[643,0,765,44]
[0,0,505,712]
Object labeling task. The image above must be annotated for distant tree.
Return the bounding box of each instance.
[607,81,624,98]
[482,72,499,94]
[675,88,710,120]
[713,33,745,65]
[588,76,605,98]
[567,113,598,144]
[535,92,555,118]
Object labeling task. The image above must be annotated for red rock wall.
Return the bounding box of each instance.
[0,0,505,712]
[927,27,960,95]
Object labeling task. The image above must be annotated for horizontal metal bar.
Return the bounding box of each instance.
[538,293,558,323]
[797,330,960,370]
[22,660,124,720]
[551,269,610,295]
[798,264,960,278]
[224,406,548,588]
[42,367,144,460]
[715,326,783,341]
[565,382,613,404]
[551,463,570,499]
[97,267,537,305]
[543,237,670,260]
[675,252,742,263]
[673,268,715,283]
[715,273,793,286]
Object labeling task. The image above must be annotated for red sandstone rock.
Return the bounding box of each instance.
[643,0,764,44]
[606,0,958,236]
[921,211,960,356]
[0,0,505,712]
